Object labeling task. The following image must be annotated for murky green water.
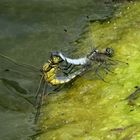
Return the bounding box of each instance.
[0,0,129,140]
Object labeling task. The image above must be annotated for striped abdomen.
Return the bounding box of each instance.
[43,63,85,86]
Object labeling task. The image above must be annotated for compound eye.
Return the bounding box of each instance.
[52,56,62,64]
[106,48,114,57]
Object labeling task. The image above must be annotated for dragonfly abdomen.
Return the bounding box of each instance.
[44,67,85,86]
[52,51,89,66]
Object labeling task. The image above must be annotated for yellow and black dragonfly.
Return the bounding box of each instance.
[0,52,86,123]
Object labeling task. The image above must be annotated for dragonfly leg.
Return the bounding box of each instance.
[61,64,76,75]
[103,62,115,74]
[61,61,72,70]
[68,65,76,73]
[63,64,72,70]
[53,84,64,92]
[59,63,73,76]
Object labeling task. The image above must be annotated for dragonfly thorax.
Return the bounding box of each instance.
[42,62,60,85]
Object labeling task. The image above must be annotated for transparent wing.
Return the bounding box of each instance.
[82,58,128,81]
[0,53,42,110]
[0,53,41,79]
[82,64,108,81]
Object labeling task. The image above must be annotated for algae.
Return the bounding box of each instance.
[37,1,140,140]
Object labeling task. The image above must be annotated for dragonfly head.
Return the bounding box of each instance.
[50,51,63,64]
[105,48,114,57]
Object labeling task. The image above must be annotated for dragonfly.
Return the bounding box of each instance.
[50,48,126,81]
[0,52,87,123]
[0,48,128,123]
[51,48,114,66]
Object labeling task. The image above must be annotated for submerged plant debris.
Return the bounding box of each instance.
[36,1,140,140]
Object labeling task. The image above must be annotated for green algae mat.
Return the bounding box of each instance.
[36,1,140,140]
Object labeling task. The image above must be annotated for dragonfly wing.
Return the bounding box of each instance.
[0,53,42,107]
[82,62,115,81]
[0,53,41,79]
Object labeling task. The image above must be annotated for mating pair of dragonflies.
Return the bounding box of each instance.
[0,47,125,123]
